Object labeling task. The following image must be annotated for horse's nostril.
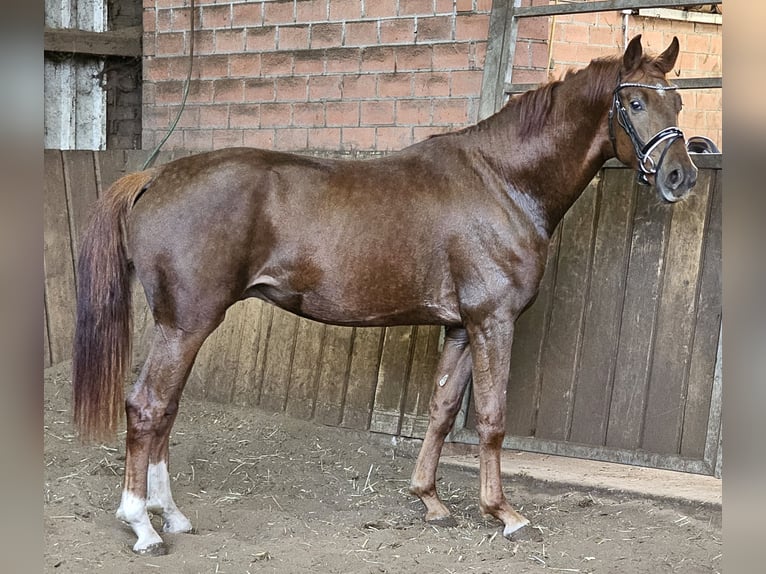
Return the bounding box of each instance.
[668,169,681,186]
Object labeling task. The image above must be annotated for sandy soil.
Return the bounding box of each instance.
[44,362,721,573]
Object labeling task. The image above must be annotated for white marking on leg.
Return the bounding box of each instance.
[503,516,531,538]
[146,461,193,533]
[116,490,164,552]
[438,374,448,387]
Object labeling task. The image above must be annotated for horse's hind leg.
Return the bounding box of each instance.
[116,323,215,555]
[410,327,473,525]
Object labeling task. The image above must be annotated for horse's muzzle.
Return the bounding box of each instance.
[655,147,698,203]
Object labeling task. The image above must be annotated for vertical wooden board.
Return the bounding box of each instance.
[477,0,511,119]
[569,169,636,445]
[188,316,226,399]
[642,172,711,455]
[259,308,299,412]
[370,326,414,435]
[313,325,354,425]
[501,227,561,437]
[606,187,673,450]
[94,149,127,195]
[232,299,267,406]
[286,318,325,420]
[341,326,384,430]
[205,302,249,404]
[44,150,77,364]
[535,181,599,441]
[62,151,99,273]
[681,170,722,458]
[400,325,442,438]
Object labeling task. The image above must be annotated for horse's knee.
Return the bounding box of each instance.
[476,416,506,449]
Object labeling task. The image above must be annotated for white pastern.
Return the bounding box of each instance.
[146,461,193,533]
[116,490,164,552]
[502,516,531,538]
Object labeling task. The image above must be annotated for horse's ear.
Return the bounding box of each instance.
[655,36,680,74]
[623,34,643,73]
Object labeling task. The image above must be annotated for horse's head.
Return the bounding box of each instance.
[610,35,697,202]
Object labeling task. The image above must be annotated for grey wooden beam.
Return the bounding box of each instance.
[44,26,142,58]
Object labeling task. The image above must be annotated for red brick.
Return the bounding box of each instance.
[275,128,308,150]
[329,0,362,22]
[589,25,618,47]
[193,30,216,55]
[380,19,416,45]
[436,0,457,13]
[278,25,310,50]
[396,99,431,124]
[377,73,413,98]
[414,72,450,97]
[184,129,213,150]
[263,1,295,25]
[171,7,193,32]
[341,127,375,150]
[213,78,244,102]
[308,127,342,149]
[310,23,343,48]
[294,51,326,74]
[156,0,187,9]
[375,126,413,150]
[308,75,342,100]
[450,70,482,96]
[143,105,169,130]
[232,2,263,27]
[518,15,548,41]
[261,52,295,76]
[201,5,232,30]
[157,32,185,56]
[456,0,473,12]
[326,101,359,126]
[166,104,200,128]
[417,16,454,42]
[325,48,362,73]
[345,21,378,47]
[244,129,275,148]
[198,105,230,129]
[143,10,157,34]
[342,74,377,99]
[414,125,451,141]
[432,98,469,125]
[365,0,397,19]
[246,26,277,51]
[155,80,185,104]
[455,13,488,41]
[196,55,229,79]
[145,58,170,82]
[297,0,329,23]
[244,78,276,102]
[217,29,246,53]
[157,9,172,32]
[229,104,260,128]
[293,102,326,127]
[530,41,549,70]
[433,44,470,70]
[360,46,396,72]
[560,22,589,45]
[276,76,309,101]
[395,46,432,71]
[230,53,261,78]
[213,129,245,149]
[186,80,214,103]
[400,0,433,17]
[260,103,293,127]
[360,101,395,125]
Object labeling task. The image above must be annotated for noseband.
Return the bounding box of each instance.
[608,81,685,186]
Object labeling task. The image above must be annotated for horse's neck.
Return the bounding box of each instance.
[480,75,614,233]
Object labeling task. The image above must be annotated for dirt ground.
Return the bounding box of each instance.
[44,362,721,573]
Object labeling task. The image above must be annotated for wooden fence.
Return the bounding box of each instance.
[44,149,721,476]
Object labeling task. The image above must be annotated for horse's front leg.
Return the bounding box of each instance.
[467,316,531,539]
[410,327,473,525]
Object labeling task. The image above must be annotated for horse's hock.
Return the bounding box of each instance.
[44,148,721,478]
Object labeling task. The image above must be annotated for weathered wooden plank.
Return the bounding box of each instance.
[400,325,442,438]
[259,308,299,413]
[569,169,636,445]
[206,303,250,404]
[232,299,267,406]
[535,180,599,441]
[370,326,415,435]
[341,327,384,430]
[502,225,561,437]
[642,172,711,455]
[477,0,512,120]
[44,149,77,364]
[94,149,127,196]
[62,151,99,272]
[606,185,673,450]
[681,170,722,458]
[44,26,142,58]
[313,325,354,425]
[285,318,325,420]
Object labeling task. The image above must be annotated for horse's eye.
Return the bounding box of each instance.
[630,100,644,112]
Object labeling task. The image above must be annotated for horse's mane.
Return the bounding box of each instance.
[515,55,623,139]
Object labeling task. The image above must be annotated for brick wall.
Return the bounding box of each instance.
[142,0,721,153]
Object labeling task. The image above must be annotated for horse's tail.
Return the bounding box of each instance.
[72,170,155,443]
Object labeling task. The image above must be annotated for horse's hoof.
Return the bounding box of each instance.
[426,515,458,528]
[505,524,543,542]
[134,542,169,556]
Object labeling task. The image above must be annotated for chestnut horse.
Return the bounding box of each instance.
[73,36,697,555]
